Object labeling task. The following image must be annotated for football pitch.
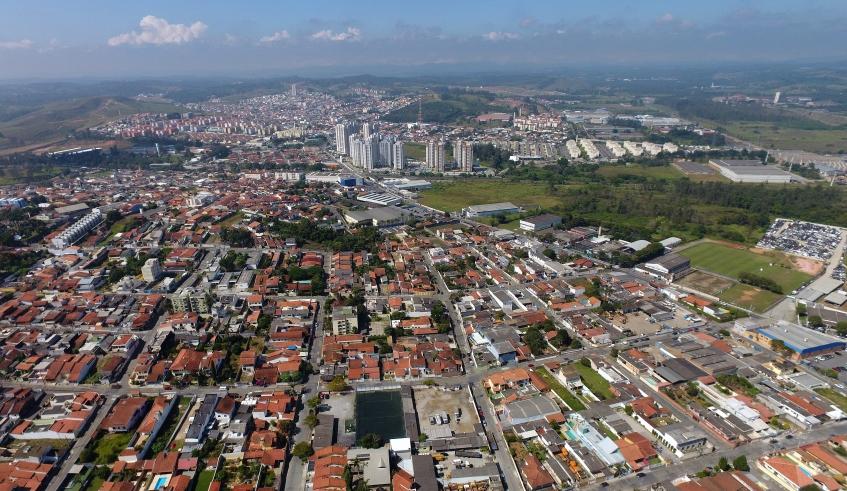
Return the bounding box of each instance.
[679,242,812,293]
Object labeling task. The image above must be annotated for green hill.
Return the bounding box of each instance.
[382,93,509,124]
[0,96,182,150]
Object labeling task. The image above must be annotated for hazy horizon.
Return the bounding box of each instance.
[1,0,846,79]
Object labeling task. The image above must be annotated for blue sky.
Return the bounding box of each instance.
[1,0,845,79]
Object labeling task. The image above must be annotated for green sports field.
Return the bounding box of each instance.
[717,284,783,313]
[418,180,560,212]
[679,242,812,293]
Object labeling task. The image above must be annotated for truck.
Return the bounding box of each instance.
[440,411,449,424]
[455,451,482,459]
[455,407,461,418]
[432,453,446,462]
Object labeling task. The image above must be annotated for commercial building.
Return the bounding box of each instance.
[306,172,342,184]
[384,178,431,192]
[335,122,355,154]
[426,140,445,173]
[709,160,795,183]
[141,258,162,283]
[503,395,560,424]
[344,207,405,228]
[519,214,562,232]
[638,253,689,279]
[463,202,519,218]
[332,307,359,335]
[357,193,402,207]
[187,191,217,207]
[752,321,845,359]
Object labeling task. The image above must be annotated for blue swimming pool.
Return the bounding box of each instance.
[154,477,168,489]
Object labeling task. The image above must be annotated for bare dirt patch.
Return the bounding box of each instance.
[414,386,478,435]
[786,256,824,275]
[675,270,735,295]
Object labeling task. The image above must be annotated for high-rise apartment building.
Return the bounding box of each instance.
[379,134,395,168]
[349,134,378,170]
[362,122,379,139]
[426,140,446,173]
[455,140,474,173]
[392,141,405,170]
[335,122,355,154]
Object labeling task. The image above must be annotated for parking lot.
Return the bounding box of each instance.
[804,353,847,385]
[757,219,843,261]
[432,451,492,479]
[414,385,478,435]
[618,306,699,337]
[318,390,356,435]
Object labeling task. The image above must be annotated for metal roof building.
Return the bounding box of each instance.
[756,321,845,357]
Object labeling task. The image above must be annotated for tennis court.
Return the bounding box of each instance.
[355,390,406,441]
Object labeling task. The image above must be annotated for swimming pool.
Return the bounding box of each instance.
[154,477,168,489]
[565,429,578,440]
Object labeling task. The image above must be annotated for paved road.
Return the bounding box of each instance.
[46,395,117,491]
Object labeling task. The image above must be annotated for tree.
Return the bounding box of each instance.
[580,358,591,367]
[719,329,731,337]
[523,326,548,356]
[809,315,824,327]
[733,455,749,472]
[424,379,436,387]
[798,486,823,491]
[307,396,321,410]
[292,442,314,462]
[624,405,633,416]
[359,433,384,449]
[718,456,729,471]
[419,433,428,442]
[542,248,557,260]
[610,348,619,358]
[770,339,792,355]
[304,413,319,429]
[836,322,847,336]
[686,384,699,397]
[796,303,807,316]
[327,375,347,392]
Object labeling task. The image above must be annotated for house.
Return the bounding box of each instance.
[520,455,555,491]
[100,397,150,433]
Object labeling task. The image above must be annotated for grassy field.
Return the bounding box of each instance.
[595,165,686,181]
[405,143,425,162]
[216,211,245,228]
[680,242,813,292]
[195,470,216,491]
[534,367,586,411]
[572,362,614,400]
[418,180,560,212]
[0,96,182,151]
[815,388,847,413]
[718,284,783,313]
[81,431,133,464]
[724,121,847,154]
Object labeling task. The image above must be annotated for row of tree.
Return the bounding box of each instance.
[737,271,783,294]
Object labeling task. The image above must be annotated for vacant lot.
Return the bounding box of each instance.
[680,242,812,293]
[816,388,847,413]
[533,367,586,411]
[596,165,685,181]
[418,180,560,212]
[414,386,477,435]
[675,270,735,295]
[572,362,614,400]
[718,284,783,313]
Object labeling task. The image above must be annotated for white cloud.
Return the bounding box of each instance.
[482,31,520,41]
[0,39,33,50]
[654,13,676,25]
[521,17,537,28]
[707,31,728,39]
[108,15,207,46]
[310,27,362,42]
[258,30,290,44]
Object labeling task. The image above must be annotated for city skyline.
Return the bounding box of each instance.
[1,1,846,79]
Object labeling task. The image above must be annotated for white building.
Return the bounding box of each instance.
[455,140,474,173]
[141,258,162,283]
[51,209,103,249]
[426,140,445,173]
[392,141,405,170]
[187,191,217,208]
[335,122,355,154]
[379,135,395,168]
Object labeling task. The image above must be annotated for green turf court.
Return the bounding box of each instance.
[355,390,406,441]
[679,242,812,292]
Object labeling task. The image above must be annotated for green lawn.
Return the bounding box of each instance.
[216,211,245,228]
[815,388,847,413]
[718,284,783,313]
[81,477,104,491]
[195,469,216,491]
[595,164,686,181]
[418,180,561,213]
[679,242,812,292]
[534,367,586,411]
[80,431,134,464]
[405,143,426,162]
[599,424,619,440]
[572,362,614,400]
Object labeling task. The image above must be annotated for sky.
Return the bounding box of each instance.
[0,0,846,80]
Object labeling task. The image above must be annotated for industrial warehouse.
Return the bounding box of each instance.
[708,159,796,183]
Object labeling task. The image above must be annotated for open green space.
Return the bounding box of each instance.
[355,390,406,441]
[815,388,847,413]
[724,122,847,154]
[572,362,614,400]
[718,284,783,313]
[80,431,134,465]
[81,476,105,491]
[534,367,586,411]
[216,211,245,228]
[0,96,182,151]
[418,180,561,213]
[405,143,425,162]
[679,242,812,293]
[195,469,216,491]
[595,165,686,181]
